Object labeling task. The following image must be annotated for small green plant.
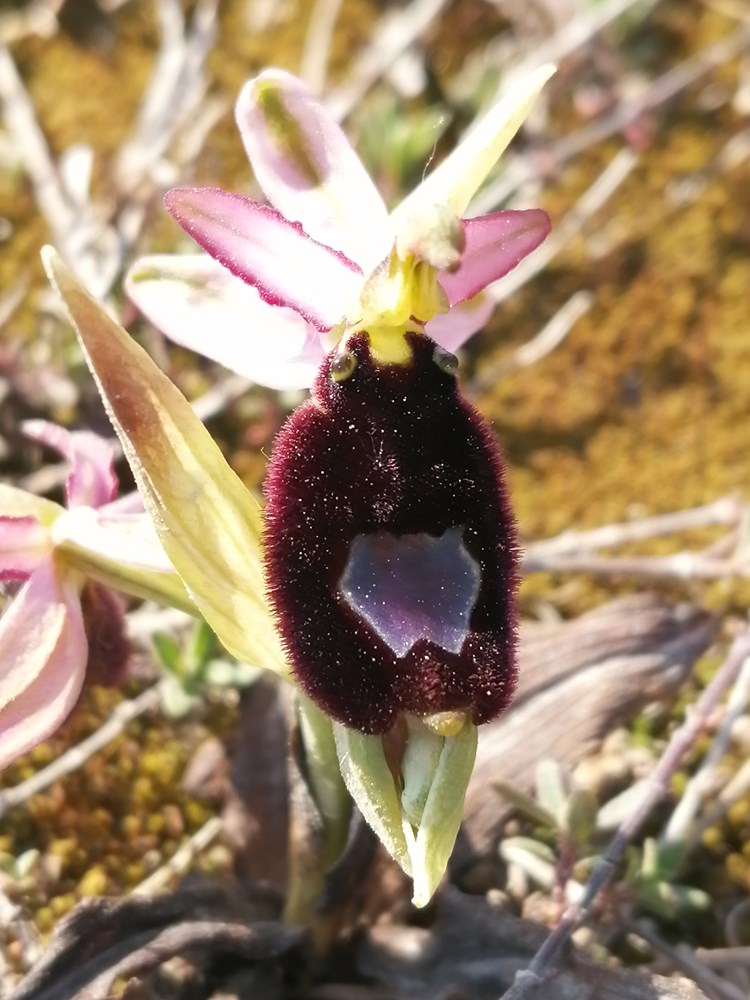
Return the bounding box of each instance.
[496,759,710,920]
[153,621,260,718]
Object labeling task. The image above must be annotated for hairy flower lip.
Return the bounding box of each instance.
[338,527,481,658]
[264,331,518,735]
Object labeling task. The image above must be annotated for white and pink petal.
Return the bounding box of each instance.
[165,188,362,331]
[0,516,51,581]
[236,69,392,273]
[126,254,324,390]
[425,294,495,353]
[437,209,550,306]
[23,419,118,509]
[0,556,87,770]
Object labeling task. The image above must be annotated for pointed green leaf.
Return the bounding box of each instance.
[392,63,554,222]
[409,721,477,907]
[187,619,216,671]
[535,758,568,826]
[42,247,287,677]
[500,836,557,889]
[493,778,557,829]
[152,632,183,675]
[333,722,412,877]
[562,787,598,848]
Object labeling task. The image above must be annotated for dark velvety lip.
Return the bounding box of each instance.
[263,331,518,734]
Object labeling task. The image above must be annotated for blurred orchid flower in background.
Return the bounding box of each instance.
[42,61,554,906]
[0,422,190,770]
[126,67,552,389]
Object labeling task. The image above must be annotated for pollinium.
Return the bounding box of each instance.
[264,331,518,734]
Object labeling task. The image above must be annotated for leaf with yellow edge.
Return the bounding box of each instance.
[42,247,287,677]
[392,63,555,223]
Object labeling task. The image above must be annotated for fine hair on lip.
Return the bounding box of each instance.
[264,331,518,734]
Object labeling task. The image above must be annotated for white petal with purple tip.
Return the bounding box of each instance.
[126,255,324,389]
[165,188,362,331]
[236,69,392,274]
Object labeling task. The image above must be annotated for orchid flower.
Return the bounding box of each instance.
[126,67,552,390]
[0,422,190,770]
[43,62,554,906]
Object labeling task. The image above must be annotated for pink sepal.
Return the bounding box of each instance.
[22,420,118,509]
[425,294,496,353]
[0,516,51,581]
[437,209,551,306]
[0,556,87,770]
[165,188,362,331]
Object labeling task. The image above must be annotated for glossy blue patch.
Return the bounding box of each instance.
[339,528,481,657]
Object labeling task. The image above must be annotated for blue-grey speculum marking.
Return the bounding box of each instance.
[338,527,481,658]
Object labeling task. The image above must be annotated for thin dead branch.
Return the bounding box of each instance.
[664,655,750,845]
[326,0,454,121]
[498,630,750,1000]
[522,549,750,583]
[113,0,218,194]
[0,0,64,43]
[489,147,638,307]
[624,917,747,1000]
[131,815,224,896]
[526,498,744,559]
[0,686,161,822]
[471,290,593,391]
[475,23,750,212]
[0,44,75,246]
[300,0,345,94]
[7,884,301,1000]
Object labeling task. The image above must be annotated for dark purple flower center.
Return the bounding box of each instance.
[264,331,518,734]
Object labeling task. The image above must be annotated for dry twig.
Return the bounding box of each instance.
[489,147,638,307]
[476,23,750,211]
[664,655,750,845]
[300,0,345,94]
[0,686,161,822]
[326,0,453,121]
[498,630,750,1000]
[623,917,747,1000]
[526,498,744,558]
[131,816,223,896]
[471,290,593,391]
